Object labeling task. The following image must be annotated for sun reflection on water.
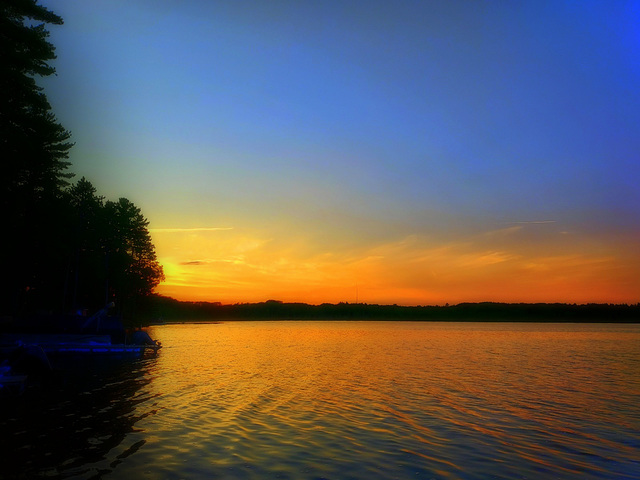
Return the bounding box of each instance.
[128,322,640,479]
[2,322,638,479]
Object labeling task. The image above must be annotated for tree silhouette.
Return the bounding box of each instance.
[1,3,164,320]
[1,0,73,197]
[103,198,165,319]
[65,177,106,311]
[62,180,165,320]
[1,0,74,314]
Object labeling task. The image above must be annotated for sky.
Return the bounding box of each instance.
[39,0,640,305]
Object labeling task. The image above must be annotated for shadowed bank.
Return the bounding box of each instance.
[144,297,640,323]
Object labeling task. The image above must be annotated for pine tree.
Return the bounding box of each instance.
[0,2,165,318]
[1,0,73,197]
[1,0,74,314]
[103,198,165,320]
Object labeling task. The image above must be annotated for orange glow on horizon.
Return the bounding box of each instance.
[150,223,640,305]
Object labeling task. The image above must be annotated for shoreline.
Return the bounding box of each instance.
[146,299,640,324]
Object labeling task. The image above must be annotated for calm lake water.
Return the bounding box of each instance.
[1,321,639,479]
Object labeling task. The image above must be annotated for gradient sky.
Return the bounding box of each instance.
[39,0,639,305]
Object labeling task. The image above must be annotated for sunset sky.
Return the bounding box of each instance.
[39,0,639,305]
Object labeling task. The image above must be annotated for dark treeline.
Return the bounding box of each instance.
[147,297,640,324]
[1,1,163,322]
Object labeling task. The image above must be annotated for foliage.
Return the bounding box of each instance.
[56,178,165,319]
[0,2,164,320]
[1,0,74,314]
[145,297,640,324]
[103,197,165,316]
[0,0,73,197]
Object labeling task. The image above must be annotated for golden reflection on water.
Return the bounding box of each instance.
[136,322,640,479]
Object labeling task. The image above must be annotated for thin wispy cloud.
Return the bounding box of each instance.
[150,227,234,233]
[45,1,638,305]
[505,221,557,225]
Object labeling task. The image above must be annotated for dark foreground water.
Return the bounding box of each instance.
[1,321,639,479]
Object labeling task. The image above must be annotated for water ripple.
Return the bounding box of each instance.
[2,322,639,479]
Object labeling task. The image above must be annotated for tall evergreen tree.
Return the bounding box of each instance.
[1,2,165,319]
[65,177,106,312]
[103,198,165,319]
[62,180,165,318]
[1,0,73,197]
[1,0,73,314]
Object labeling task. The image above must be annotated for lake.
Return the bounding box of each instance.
[1,321,639,479]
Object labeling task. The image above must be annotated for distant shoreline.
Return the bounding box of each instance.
[146,297,640,324]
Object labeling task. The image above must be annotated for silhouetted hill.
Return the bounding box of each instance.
[141,296,639,324]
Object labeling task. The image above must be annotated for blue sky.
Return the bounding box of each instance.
[38,0,640,304]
